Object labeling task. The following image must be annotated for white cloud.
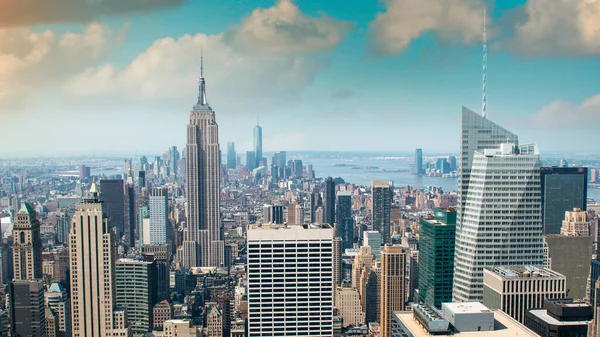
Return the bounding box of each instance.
[511,0,600,55]
[369,0,486,55]
[533,94,600,128]
[0,23,117,107]
[226,0,352,55]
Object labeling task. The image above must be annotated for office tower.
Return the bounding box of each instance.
[8,280,46,337]
[292,159,303,177]
[405,249,419,303]
[204,303,223,337]
[184,58,223,268]
[13,203,42,280]
[116,258,157,335]
[253,123,263,168]
[352,246,374,289]
[525,298,592,337]
[380,245,406,337]
[454,142,544,302]
[125,183,136,248]
[561,208,589,236]
[170,146,180,177]
[100,179,125,239]
[45,282,71,337]
[333,237,343,287]
[364,270,378,323]
[448,156,457,171]
[335,286,365,327]
[226,142,236,169]
[592,169,599,183]
[310,190,321,223]
[323,177,336,225]
[436,157,449,173]
[69,182,131,336]
[541,167,588,234]
[544,235,592,300]
[336,191,353,250]
[47,306,59,337]
[153,299,172,330]
[141,245,171,300]
[138,171,146,194]
[138,203,149,247]
[56,210,70,244]
[418,208,456,308]
[414,149,423,175]
[149,187,168,244]
[363,231,382,260]
[245,151,256,170]
[247,223,334,337]
[262,204,283,224]
[79,165,91,181]
[483,266,566,323]
[372,180,392,245]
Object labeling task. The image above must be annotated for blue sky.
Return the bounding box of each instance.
[1,0,599,157]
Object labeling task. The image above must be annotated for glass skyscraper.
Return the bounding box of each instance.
[335,191,353,250]
[372,180,392,244]
[253,123,262,168]
[540,167,588,234]
[415,148,423,175]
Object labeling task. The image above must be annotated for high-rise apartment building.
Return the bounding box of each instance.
[13,203,42,280]
[323,177,336,226]
[183,58,223,268]
[69,182,131,336]
[247,223,334,337]
[483,266,566,323]
[336,191,353,250]
[419,208,456,308]
[372,180,392,245]
[149,187,168,244]
[561,208,589,236]
[100,179,125,239]
[380,245,406,337]
[453,124,544,302]
[116,258,157,335]
[415,149,423,175]
[253,123,263,168]
[227,142,236,169]
[540,167,588,234]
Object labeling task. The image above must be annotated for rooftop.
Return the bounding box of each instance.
[486,266,565,279]
[443,302,493,315]
[528,309,591,326]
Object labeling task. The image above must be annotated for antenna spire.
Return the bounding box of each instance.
[201,46,204,78]
[197,47,207,106]
[482,8,488,118]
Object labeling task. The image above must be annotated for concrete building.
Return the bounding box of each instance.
[544,235,592,300]
[335,286,365,327]
[158,320,197,337]
[247,223,334,337]
[525,298,592,337]
[204,302,223,337]
[45,282,71,337]
[352,246,374,290]
[69,182,131,337]
[363,231,382,260]
[262,204,284,224]
[183,58,223,268]
[13,203,42,280]
[540,167,588,234]
[116,258,157,335]
[418,208,456,308]
[46,306,59,337]
[153,299,172,331]
[8,280,46,337]
[483,266,566,323]
[454,141,544,302]
[561,207,590,236]
[372,181,392,245]
[381,245,406,337]
[333,237,343,288]
[336,191,354,250]
[149,187,168,244]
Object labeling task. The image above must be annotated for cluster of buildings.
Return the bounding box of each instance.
[0,61,600,337]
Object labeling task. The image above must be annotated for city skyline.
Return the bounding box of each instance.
[1,0,600,157]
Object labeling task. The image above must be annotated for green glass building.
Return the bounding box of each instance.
[418,208,456,308]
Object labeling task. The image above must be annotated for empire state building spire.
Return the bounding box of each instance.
[197,50,208,106]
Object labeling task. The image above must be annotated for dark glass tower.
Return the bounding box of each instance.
[372,180,392,244]
[227,142,236,169]
[323,177,336,225]
[335,192,353,250]
[540,167,588,234]
[100,179,125,238]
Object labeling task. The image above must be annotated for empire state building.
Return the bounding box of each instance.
[183,57,224,268]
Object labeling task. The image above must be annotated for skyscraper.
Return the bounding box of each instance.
[335,191,353,250]
[453,140,544,302]
[125,183,136,248]
[227,142,236,169]
[372,180,392,245]
[149,187,168,244]
[183,57,223,268]
[100,179,125,239]
[540,167,588,234]
[245,151,256,171]
[247,223,334,337]
[170,146,180,177]
[13,203,42,280]
[415,149,423,175]
[323,177,336,226]
[69,182,131,336]
[253,123,262,168]
[116,258,157,335]
[8,280,46,337]
[380,245,406,337]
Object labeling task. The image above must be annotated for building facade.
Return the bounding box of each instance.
[540,166,588,235]
[544,235,592,300]
[13,203,42,280]
[372,181,392,245]
[336,191,353,250]
[8,280,46,337]
[380,245,406,337]
[116,258,157,335]
[100,179,125,239]
[323,177,336,226]
[149,187,168,244]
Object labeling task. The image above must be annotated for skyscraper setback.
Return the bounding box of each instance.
[183,58,223,268]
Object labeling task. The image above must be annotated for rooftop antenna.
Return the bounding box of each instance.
[482,8,488,118]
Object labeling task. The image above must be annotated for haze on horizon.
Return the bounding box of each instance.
[1,0,599,158]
